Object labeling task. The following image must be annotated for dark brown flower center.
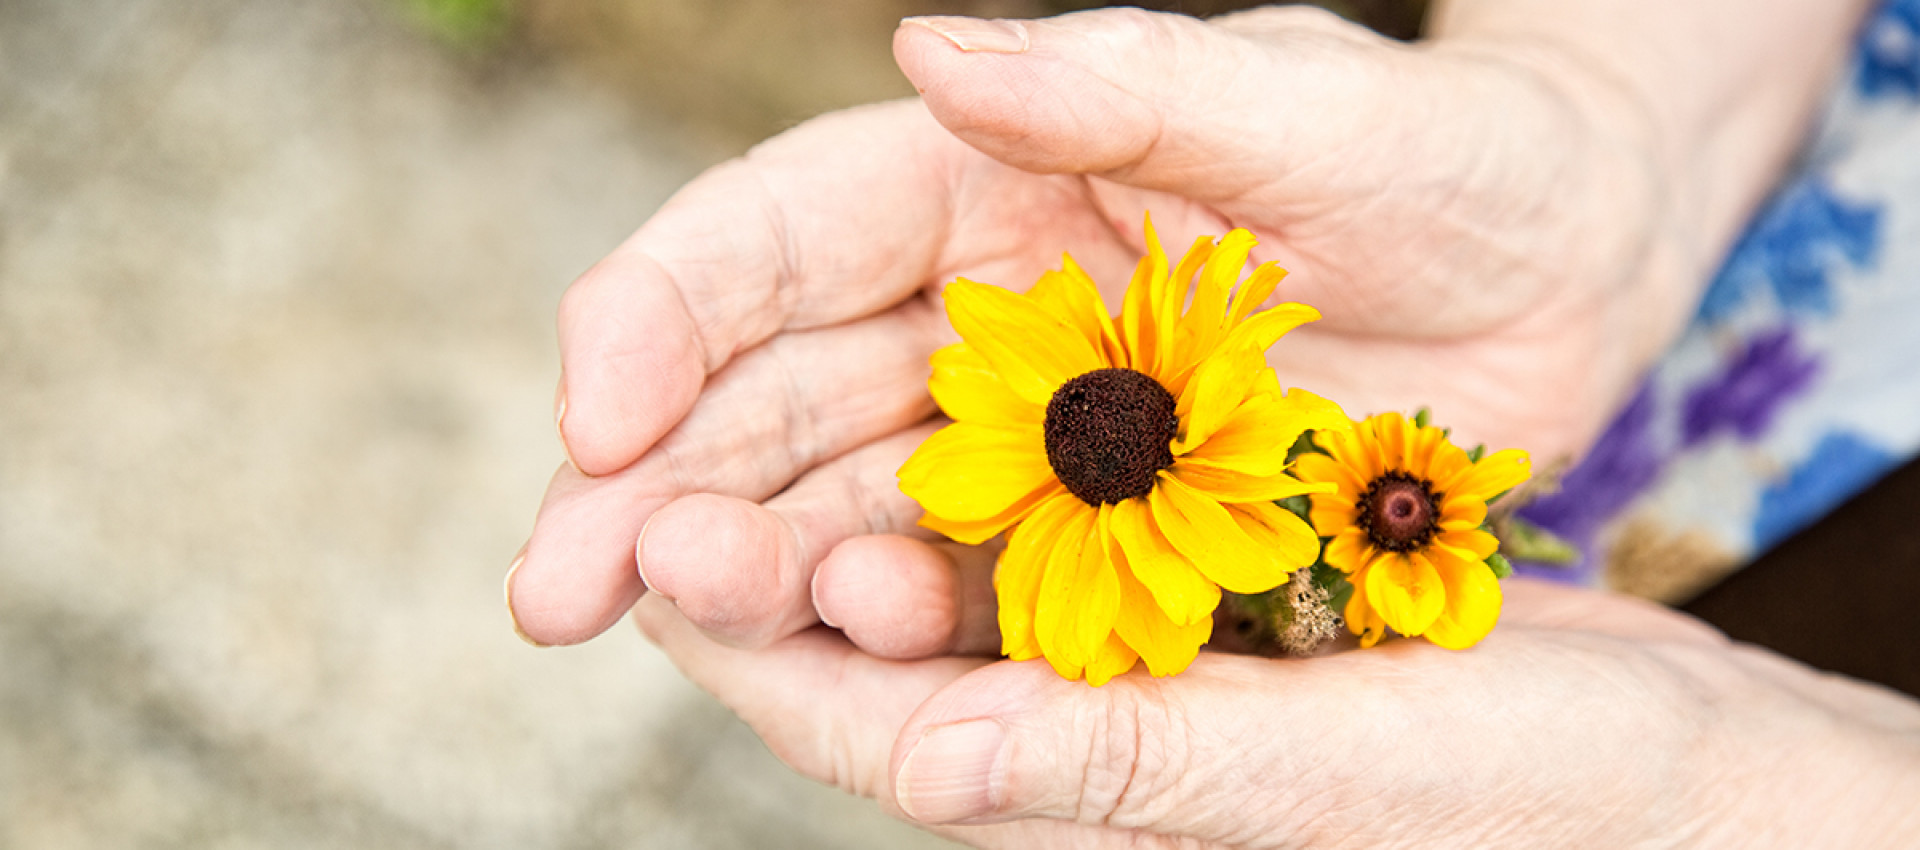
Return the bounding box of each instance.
[1358,472,1438,552]
[1043,368,1178,505]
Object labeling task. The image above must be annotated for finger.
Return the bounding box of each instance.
[887,635,1711,845]
[635,425,939,649]
[890,654,1316,834]
[893,7,1399,204]
[632,598,1196,849]
[630,594,982,804]
[512,300,942,646]
[555,100,1128,476]
[1500,577,1728,646]
[812,535,1001,660]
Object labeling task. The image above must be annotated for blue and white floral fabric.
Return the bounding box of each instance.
[1512,0,1920,601]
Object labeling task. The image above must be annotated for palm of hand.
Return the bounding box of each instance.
[635,578,1746,849]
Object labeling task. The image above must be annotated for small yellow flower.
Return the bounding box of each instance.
[1293,413,1531,649]
[899,217,1348,685]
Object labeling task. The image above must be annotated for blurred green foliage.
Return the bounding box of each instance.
[398,0,512,48]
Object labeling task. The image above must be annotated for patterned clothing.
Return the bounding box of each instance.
[1513,0,1920,601]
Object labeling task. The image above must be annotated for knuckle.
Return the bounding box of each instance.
[1071,684,1189,829]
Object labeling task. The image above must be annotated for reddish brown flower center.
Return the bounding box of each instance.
[1043,368,1178,505]
[1358,472,1438,552]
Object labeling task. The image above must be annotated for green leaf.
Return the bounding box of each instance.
[1276,495,1312,521]
[1285,429,1326,463]
[1324,573,1354,619]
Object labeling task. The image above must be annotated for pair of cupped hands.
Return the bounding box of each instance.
[507,7,1918,848]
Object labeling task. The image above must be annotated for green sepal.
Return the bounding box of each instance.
[1498,515,1579,566]
[1466,444,1486,463]
[1485,552,1514,579]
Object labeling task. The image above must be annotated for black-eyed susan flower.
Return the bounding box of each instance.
[898,218,1348,685]
[1293,412,1531,649]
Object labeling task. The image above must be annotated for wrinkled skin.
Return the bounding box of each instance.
[508,4,1920,847]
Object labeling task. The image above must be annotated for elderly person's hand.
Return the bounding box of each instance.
[632,575,1920,848]
[507,0,1862,650]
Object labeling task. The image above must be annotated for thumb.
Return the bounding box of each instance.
[893,7,1405,203]
[887,656,1348,841]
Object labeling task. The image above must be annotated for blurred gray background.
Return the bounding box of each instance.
[0,0,1424,846]
[0,0,950,846]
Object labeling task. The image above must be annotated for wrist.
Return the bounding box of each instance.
[1429,0,1875,284]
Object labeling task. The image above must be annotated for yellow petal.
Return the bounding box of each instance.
[1218,302,1319,353]
[1159,235,1205,341]
[1398,420,1443,477]
[1120,216,1172,376]
[1317,423,1380,483]
[1322,526,1373,573]
[1169,458,1335,504]
[919,481,1066,546]
[1307,492,1358,535]
[1043,651,1084,681]
[928,343,1044,429]
[898,422,1053,522]
[1082,631,1140,687]
[1149,472,1291,594]
[1364,551,1446,637]
[1423,438,1473,491]
[1227,262,1288,325]
[1344,565,1389,647]
[1030,258,1123,366]
[1437,527,1500,561]
[1437,491,1488,531]
[1171,346,1264,454]
[1291,450,1368,500]
[1437,448,1533,504]
[944,279,1104,405]
[1372,411,1411,473]
[1423,555,1502,650]
[1177,228,1254,362]
[1110,541,1212,677]
[995,493,1082,660]
[1108,496,1219,626]
[1227,500,1322,574]
[1182,387,1349,478]
[1035,504,1120,669]
[1136,233,1213,393]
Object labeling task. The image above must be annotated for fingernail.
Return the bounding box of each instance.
[810,564,842,629]
[505,545,547,648]
[634,512,672,601]
[896,719,1007,824]
[555,377,584,476]
[902,16,1030,54]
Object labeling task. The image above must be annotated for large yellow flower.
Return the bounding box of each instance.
[898,218,1348,685]
[1293,412,1531,649]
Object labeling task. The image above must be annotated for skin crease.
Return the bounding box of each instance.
[509,0,1920,846]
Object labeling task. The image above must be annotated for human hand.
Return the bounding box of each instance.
[510,3,1735,648]
[633,576,1920,848]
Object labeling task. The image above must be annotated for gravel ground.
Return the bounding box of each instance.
[0,0,949,846]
